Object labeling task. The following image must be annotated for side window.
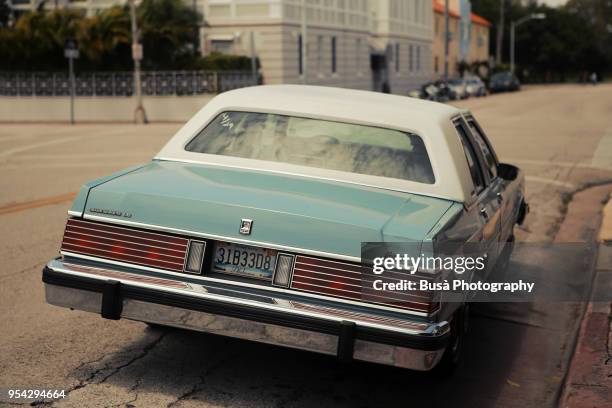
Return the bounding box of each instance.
[455,123,485,195]
[467,119,497,179]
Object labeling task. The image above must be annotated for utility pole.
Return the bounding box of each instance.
[444,0,449,80]
[129,0,147,124]
[495,0,504,65]
[301,0,307,84]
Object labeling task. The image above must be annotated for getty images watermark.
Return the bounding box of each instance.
[371,253,535,294]
[359,242,606,303]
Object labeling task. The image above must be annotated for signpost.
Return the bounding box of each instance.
[64,39,79,124]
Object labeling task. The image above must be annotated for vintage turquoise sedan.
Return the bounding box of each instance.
[43,85,527,373]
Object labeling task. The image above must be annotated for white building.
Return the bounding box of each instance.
[204,0,433,93]
[9,0,128,16]
[10,0,433,94]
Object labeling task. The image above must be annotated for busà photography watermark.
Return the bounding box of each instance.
[360,242,604,303]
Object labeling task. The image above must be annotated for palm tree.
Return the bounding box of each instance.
[137,0,200,69]
[77,6,130,67]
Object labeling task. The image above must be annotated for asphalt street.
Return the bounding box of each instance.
[1,84,611,407]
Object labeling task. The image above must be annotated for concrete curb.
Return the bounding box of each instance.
[599,196,612,243]
[561,192,612,408]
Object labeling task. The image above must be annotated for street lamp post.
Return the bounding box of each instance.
[129,0,147,124]
[510,13,546,74]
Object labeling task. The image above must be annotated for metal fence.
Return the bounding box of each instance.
[0,71,256,96]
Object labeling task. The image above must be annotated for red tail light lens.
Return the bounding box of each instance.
[61,219,189,272]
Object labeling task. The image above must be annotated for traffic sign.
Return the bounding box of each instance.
[64,39,79,59]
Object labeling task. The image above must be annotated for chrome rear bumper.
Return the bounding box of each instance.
[43,257,449,371]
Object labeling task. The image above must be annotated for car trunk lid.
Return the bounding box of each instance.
[81,161,453,258]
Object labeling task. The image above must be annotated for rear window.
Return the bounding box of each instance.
[491,72,511,80]
[185,111,435,184]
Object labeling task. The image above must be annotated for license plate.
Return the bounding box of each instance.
[212,241,277,280]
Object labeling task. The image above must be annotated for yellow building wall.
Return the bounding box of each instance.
[432,12,460,78]
[468,23,489,64]
[432,11,490,78]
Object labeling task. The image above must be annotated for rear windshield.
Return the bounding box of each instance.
[185,111,435,184]
[491,72,511,80]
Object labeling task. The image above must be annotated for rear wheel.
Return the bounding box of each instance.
[432,305,469,377]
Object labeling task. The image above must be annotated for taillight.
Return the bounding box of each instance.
[61,219,189,272]
[291,255,439,314]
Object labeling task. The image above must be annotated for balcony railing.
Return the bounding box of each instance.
[0,70,256,96]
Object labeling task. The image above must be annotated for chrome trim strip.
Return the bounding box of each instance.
[82,214,362,263]
[67,210,83,217]
[59,251,434,317]
[289,301,430,330]
[46,258,448,337]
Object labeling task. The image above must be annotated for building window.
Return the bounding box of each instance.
[409,44,413,72]
[317,35,324,73]
[395,43,400,72]
[416,46,421,72]
[434,56,439,73]
[331,36,337,73]
[355,38,361,72]
[298,34,303,75]
[211,39,233,54]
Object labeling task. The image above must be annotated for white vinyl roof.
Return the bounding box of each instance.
[155,85,475,203]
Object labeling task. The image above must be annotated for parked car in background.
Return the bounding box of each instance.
[448,79,469,100]
[489,71,521,93]
[43,85,527,374]
[464,76,488,97]
[417,80,455,102]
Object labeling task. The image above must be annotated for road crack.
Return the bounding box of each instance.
[165,351,241,408]
[47,332,167,406]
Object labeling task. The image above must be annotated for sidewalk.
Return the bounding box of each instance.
[561,192,612,407]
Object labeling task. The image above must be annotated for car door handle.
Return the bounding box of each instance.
[480,207,489,220]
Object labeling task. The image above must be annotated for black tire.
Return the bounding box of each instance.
[431,305,469,377]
